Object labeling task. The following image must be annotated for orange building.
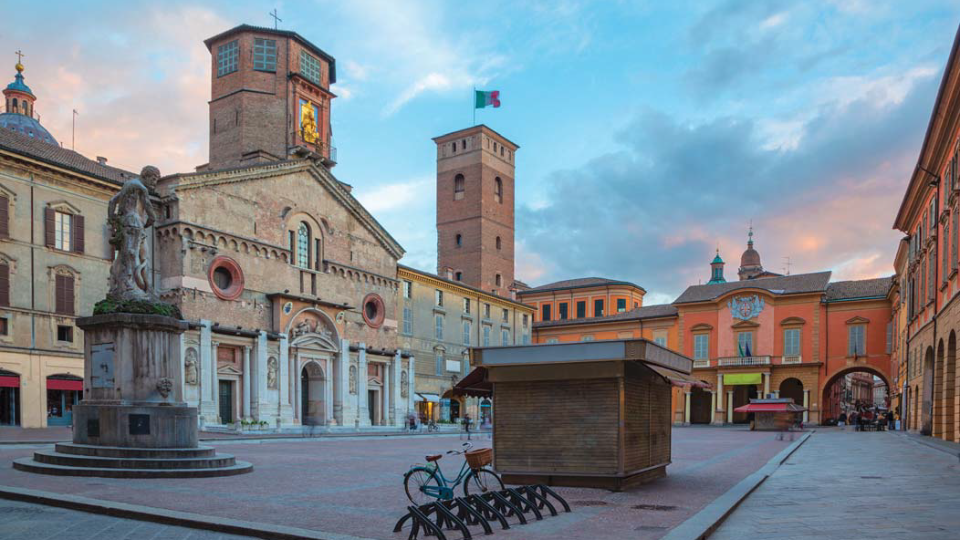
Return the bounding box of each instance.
[518,277,647,327]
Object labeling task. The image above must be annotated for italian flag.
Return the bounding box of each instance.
[475,90,501,109]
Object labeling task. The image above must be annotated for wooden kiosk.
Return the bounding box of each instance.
[470,339,700,491]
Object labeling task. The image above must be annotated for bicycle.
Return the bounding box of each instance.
[403,442,504,505]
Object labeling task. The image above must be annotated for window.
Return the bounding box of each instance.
[496,236,501,250]
[737,332,753,356]
[483,326,490,346]
[217,40,239,76]
[463,322,471,346]
[522,314,528,328]
[546,338,559,344]
[57,325,73,343]
[435,352,443,376]
[582,335,595,342]
[253,38,277,71]
[456,234,462,248]
[784,328,800,357]
[523,333,530,345]
[576,301,586,318]
[435,315,444,340]
[502,308,509,322]
[402,307,412,335]
[0,194,9,238]
[300,51,322,85]
[362,294,385,329]
[617,299,626,313]
[502,329,510,346]
[435,289,443,307]
[848,325,866,356]
[213,267,232,290]
[495,274,502,287]
[297,223,310,268]
[594,299,604,317]
[454,174,465,200]
[402,280,412,299]
[55,274,74,315]
[494,177,503,203]
[55,212,72,251]
[694,334,709,360]
[455,271,462,281]
[885,322,893,354]
[542,304,551,322]
[558,303,568,320]
[953,210,959,271]
[0,317,7,336]
[463,298,472,314]
[654,336,666,347]
[0,261,8,307]
[484,303,491,318]
[944,217,950,282]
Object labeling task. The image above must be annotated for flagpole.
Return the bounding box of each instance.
[472,87,476,126]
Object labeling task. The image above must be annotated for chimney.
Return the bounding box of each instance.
[96,156,108,165]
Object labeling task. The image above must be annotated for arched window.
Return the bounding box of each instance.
[494,177,502,203]
[297,223,310,268]
[454,174,465,200]
[11,98,17,114]
[495,236,501,250]
[455,234,462,247]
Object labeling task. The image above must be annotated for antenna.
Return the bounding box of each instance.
[782,256,791,276]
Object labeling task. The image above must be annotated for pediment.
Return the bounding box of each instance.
[780,317,806,326]
[218,364,243,376]
[47,200,82,214]
[732,320,760,329]
[846,315,870,325]
[690,323,714,332]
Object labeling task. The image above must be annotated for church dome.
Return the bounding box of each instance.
[740,246,761,268]
[0,112,58,145]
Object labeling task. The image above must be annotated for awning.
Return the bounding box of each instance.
[450,367,492,398]
[47,378,82,391]
[0,376,19,388]
[415,393,441,403]
[644,363,711,389]
[734,402,806,413]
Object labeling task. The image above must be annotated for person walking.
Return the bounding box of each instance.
[838,411,847,430]
[850,411,858,432]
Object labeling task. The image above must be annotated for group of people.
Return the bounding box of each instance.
[837,406,895,431]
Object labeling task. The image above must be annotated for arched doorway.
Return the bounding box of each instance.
[689,387,712,424]
[946,332,957,441]
[46,374,82,426]
[821,367,890,425]
[922,347,935,435]
[779,378,804,407]
[0,368,20,426]
[300,362,325,426]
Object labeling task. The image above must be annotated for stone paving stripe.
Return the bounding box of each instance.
[659,431,812,540]
[0,484,375,540]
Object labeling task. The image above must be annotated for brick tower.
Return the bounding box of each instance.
[434,125,518,296]
[203,25,337,170]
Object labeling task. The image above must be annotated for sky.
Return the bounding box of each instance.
[4,0,959,304]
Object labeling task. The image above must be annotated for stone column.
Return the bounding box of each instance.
[198,320,216,424]
[408,356,416,416]
[242,345,251,420]
[324,358,333,425]
[713,375,724,425]
[763,373,770,397]
[358,343,369,427]
[211,340,220,424]
[293,352,301,423]
[727,390,734,424]
[393,350,403,427]
[710,391,716,424]
[252,331,268,420]
[334,338,350,426]
[279,333,292,424]
[684,392,692,425]
[803,390,810,423]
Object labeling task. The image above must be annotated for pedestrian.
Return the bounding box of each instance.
[886,410,894,431]
[463,413,472,441]
[838,411,847,430]
[850,411,858,432]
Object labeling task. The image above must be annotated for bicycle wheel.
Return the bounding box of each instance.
[463,468,504,497]
[404,467,442,506]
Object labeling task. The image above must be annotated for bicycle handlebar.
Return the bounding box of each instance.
[445,442,474,456]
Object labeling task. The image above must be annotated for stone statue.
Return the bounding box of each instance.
[267,357,279,389]
[184,348,199,385]
[349,365,357,394]
[401,370,409,398]
[293,319,313,337]
[107,166,158,301]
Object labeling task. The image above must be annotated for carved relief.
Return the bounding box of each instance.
[400,370,409,398]
[156,377,173,398]
[267,356,279,389]
[184,348,199,385]
[349,364,357,394]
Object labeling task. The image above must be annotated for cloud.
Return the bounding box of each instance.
[354,177,432,213]
[517,68,939,299]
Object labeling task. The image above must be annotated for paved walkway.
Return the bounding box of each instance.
[710,429,960,539]
[0,498,250,540]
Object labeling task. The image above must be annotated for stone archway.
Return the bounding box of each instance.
[922,346,935,435]
[821,365,891,424]
[300,362,326,426]
[779,378,804,407]
[946,332,957,442]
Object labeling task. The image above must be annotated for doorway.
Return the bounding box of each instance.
[779,378,804,407]
[0,369,20,426]
[218,380,234,424]
[732,385,758,424]
[46,375,82,427]
[367,388,381,425]
[690,387,712,424]
[301,362,325,426]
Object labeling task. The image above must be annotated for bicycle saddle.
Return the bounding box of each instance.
[425,454,442,462]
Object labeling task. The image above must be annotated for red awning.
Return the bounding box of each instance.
[734,403,806,413]
[47,378,82,391]
[0,376,19,388]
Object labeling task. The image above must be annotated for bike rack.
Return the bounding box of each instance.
[393,485,571,539]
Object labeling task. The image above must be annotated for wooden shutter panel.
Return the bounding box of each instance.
[44,207,55,247]
[55,274,65,314]
[0,263,9,307]
[0,196,8,238]
[65,275,75,315]
[73,214,84,254]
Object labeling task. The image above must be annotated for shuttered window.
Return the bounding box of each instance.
[463,321,471,346]
[501,329,510,346]
[402,307,412,335]
[0,262,9,307]
[885,322,893,354]
[55,274,75,315]
[944,218,950,283]
[435,314,443,340]
[0,195,8,237]
[784,328,800,357]
[848,325,865,356]
[483,326,490,347]
[694,334,709,360]
[954,209,959,272]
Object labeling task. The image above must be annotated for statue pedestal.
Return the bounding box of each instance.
[15,313,252,478]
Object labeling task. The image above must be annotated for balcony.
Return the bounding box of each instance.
[693,359,711,369]
[782,355,802,365]
[717,356,771,367]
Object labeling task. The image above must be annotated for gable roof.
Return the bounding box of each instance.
[825,276,894,301]
[524,276,646,294]
[0,127,132,186]
[673,271,833,304]
[203,24,337,84]
[534,303,678,329]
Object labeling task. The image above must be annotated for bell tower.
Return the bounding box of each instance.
[433,125,518,296]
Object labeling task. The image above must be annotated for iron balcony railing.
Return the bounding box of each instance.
[717,355,772,367]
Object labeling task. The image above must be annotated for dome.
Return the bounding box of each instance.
[0,113,58,145]
[5,71,34,97]
[712,253,724,264]
[740,247,761,268]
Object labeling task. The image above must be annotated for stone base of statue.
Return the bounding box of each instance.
[14,313,252,478]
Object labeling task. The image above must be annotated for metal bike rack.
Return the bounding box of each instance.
[393,484,571,539]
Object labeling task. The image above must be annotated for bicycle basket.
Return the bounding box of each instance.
[464,448,492,470]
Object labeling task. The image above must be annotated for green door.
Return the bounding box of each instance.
[219,381,233,424]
